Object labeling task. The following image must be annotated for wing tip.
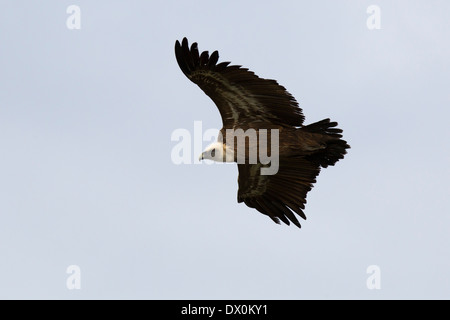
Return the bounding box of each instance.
[243,197,304,229]
[175,37,229,77]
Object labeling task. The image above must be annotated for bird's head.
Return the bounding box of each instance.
[199,142,234,163]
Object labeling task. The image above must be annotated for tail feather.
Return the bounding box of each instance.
[303,118,350,168]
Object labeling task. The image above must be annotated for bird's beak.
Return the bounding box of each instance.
[199,153,204,161]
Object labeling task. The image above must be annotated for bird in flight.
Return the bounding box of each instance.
[175,37,350,228]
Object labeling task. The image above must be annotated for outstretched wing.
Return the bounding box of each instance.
[237,157,321,228]
[175,37,304,129]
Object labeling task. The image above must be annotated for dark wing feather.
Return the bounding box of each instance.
[237,157,320,228]
[175,37,304,129]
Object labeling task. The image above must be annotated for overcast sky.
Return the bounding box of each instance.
[0,0,449,299]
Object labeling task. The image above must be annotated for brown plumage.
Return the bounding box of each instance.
[175,37,350,228]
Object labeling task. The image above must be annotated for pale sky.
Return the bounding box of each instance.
[0,0,449,299]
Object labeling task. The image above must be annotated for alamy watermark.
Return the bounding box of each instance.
[66,5,81,30]
[366,265,381,290]
[367,5,381,30]
[171,121,279,175]
[66,265,81,290]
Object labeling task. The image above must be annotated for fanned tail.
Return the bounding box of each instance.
[302,118,350,168]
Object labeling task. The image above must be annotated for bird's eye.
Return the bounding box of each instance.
[210,149,216,157]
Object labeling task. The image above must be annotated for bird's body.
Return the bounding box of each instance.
[203,125,333,162]
[175,38,350,228]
